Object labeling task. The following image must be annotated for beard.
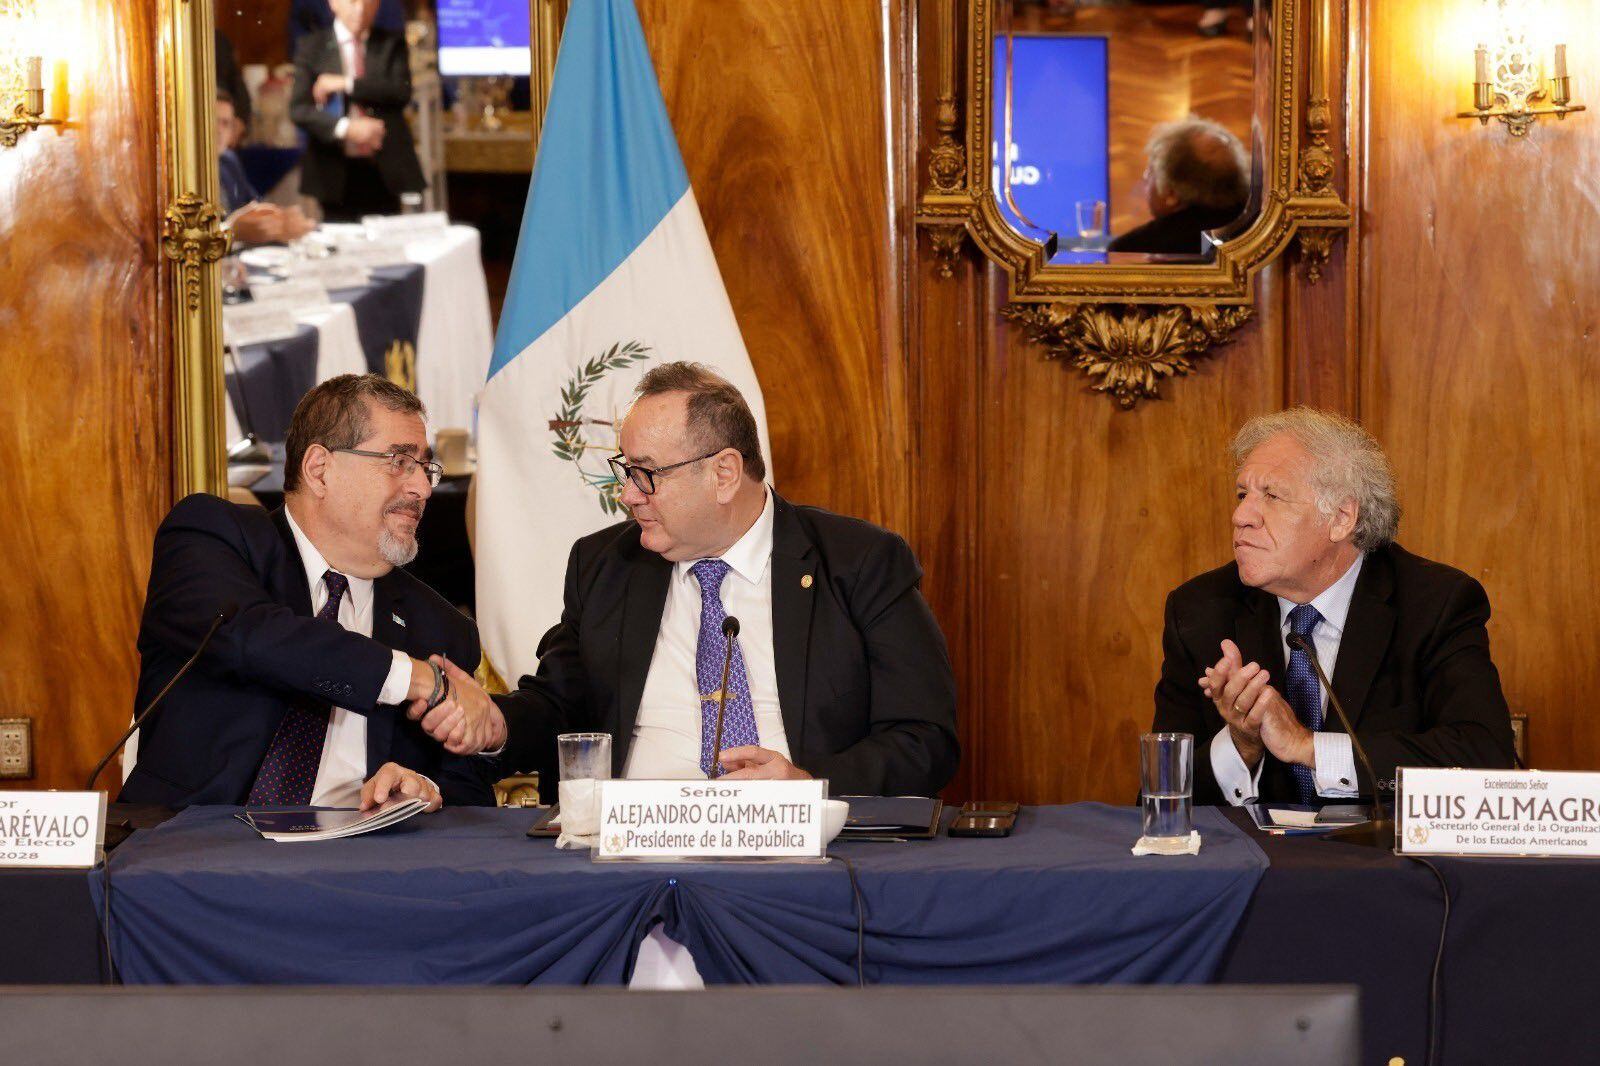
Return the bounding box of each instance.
[378,499,423,566]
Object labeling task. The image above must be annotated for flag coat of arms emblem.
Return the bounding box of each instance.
[475,0,772,680]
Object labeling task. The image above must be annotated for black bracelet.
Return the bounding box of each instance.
[424,660,446,710]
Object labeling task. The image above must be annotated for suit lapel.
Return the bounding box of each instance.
[769,494,816,754]
[1330,549,1396,733]
[1233,586,1287,685]
[270,509,314,617]
[616,544,672,774]
[364,575,411,775]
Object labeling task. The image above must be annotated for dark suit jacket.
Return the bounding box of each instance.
[1153,542,1516,806]
[120,493,495,807]
[1107,203,1246,256]
[289,27,425,205]
[495,493,960,797]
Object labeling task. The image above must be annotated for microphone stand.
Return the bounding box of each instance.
[1288,633,1394,848]
[706,616,740,779]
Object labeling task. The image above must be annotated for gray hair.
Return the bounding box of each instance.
[1231,408,1401,551]
[1147,117,1250,211]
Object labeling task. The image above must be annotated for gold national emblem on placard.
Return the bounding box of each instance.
[1407,824,1430,846]
[605,834,624,854]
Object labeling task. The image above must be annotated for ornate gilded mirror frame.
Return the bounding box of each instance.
[161,0,229,497]
[917,0,1351,407]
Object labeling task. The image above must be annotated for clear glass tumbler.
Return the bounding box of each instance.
[556,732,612,839]
[1140,732,1194,850]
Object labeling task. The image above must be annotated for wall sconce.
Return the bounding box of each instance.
[1,54,64,148]
[1457,0,1584,137]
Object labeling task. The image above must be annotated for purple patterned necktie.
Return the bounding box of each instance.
[1285,603,1325,805]
[248,570,349,806]
[690,559,759,776]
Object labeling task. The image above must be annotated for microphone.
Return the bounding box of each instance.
[706,616,740,780]
[1286,631,1393,846]
[84,605,235,792]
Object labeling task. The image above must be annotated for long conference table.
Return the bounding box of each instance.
[3,803,1594,1066]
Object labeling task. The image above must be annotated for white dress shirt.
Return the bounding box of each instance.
[1213,553,1364,805]
[283,509,413,807]
[330,20,368,141]
[624,489,791,779]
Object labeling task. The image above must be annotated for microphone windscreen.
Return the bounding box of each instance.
[722,616,741,638]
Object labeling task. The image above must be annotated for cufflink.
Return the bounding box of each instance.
[1340,778,1350,786]
[1234,788,1242,798]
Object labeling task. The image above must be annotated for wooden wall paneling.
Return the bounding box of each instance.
[1359,0,1600,773]
[214,0,294,69]
[0,0,170,790]
[971,260,1283,804]
[634,0,912,533]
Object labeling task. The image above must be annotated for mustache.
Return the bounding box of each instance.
[386,499,424,520]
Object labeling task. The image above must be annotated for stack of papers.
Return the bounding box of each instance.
[235,796,428,843]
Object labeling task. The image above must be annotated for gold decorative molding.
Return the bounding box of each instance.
[916,0,1351,403]
[161,193,229,312]
[161,0,227,498]
[1003,303,1253,409]
[924,223,967,279]
[926,0,964,194]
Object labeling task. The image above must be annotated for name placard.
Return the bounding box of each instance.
[246,278,331,310]
[363,212,450,241]
[223,303,300,348]
[283,257,371,290]
[0,792,106,868]
[1398,767,1600,857]
[334,241,411,268]
[595,779,827,861]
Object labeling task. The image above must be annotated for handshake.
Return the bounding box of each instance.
[402,655,505,756]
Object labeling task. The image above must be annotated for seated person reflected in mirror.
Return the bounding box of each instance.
[290,0,426,222]
[493,362,960,797]
[1107,117,1249,257]
[218,89,315,245]
[121,375,507,812]
[1152,409,1517,808]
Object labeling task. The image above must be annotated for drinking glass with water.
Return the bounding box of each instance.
[1140,732,1194,853]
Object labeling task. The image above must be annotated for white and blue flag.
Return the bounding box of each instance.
[475,0,771,680]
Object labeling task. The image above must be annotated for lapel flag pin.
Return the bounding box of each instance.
[392,613,407,627]
[801,574,813,589]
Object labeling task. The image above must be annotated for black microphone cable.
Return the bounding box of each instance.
[1403,855,1452,1066]
[831,852,867,987]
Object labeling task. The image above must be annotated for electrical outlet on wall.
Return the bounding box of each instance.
[0,717,33,779]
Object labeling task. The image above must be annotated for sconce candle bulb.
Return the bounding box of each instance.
[1554,43,1567,80]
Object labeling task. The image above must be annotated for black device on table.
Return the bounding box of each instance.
[948,801,1020,837]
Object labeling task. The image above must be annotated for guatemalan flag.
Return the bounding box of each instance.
[475,0,772,681]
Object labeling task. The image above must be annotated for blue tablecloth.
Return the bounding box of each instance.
[88,804,1266,986]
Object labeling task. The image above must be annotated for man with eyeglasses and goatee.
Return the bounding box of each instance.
[122,374,505,811]
[493,361,959,797]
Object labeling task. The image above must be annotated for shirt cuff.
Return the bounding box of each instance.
[377,650,413,706]
[1313,732,1360,797]
[334,116,350,140]
[1210,725,1265,806]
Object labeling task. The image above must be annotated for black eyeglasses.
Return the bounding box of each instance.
[335,448,444,487]
[607,450,721,495]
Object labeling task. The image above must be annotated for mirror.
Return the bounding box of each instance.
[992,1,1265,266]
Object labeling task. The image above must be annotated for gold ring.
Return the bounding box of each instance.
[1233,702,1244,713]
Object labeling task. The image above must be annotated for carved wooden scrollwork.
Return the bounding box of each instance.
[161,193,230,313]
[1003,303,1254,409]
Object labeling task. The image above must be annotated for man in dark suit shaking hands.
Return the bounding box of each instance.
[495,362,959,796]
[1153,408,1516,807]
[289,0,424,221]
[122,375,505,811]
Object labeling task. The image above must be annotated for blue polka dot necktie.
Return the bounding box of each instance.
[248,570,349,806]
[1286,603,1324,805]
[690,559,759,776]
